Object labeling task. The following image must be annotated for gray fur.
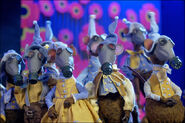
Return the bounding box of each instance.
[55,48,74,69]
[27,50,43,73]
[123,18,147,45]
[98,17,118,65]
[154,36,175,61]
[98,44,116,65]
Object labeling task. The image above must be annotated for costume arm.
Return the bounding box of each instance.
[121,56,134,80]
[170,80,182,97]
[45,86,56,109]
[14,86,26,109]
[123,78,135,111]
[0,94,6,122]
[72,82,88,102]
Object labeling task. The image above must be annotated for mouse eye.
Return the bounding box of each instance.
[159,38,167,46]
[108,43,116,50]
[28,51,34,58]
[56,48,62,55]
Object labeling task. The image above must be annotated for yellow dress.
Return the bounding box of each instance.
[41,77,101,123]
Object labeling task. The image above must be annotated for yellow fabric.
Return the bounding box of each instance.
[6,83,14,90]
[126,50,151,69]
[14,86,26,109]
[89,98,99,113]
[27,81,43,103]
[126,50,142,69]
[41,77,101,123]
[93,68,135,111]
[149,74,175,98]
[94,71,127,97]
[153,66,168,81]
[0,114,6,122]
[54,78,78,99]
[5,83,25,109]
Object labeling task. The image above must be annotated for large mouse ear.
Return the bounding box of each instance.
[115,44,124,56]
[144,39,155,53]
[83,35,90,45]
[69,44,77,56]
[48,49,56,63]
[122,18,130,35]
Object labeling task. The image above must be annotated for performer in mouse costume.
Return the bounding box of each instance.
[143,12,184,123]
[38,20,60,118]
[121,18,153,110]
[39,20,59,90]
[0,84,6,123]
[41,42,101,123]
[0,50,25,123]
[15,21,48,123]
[93,16,135,123]
[77,14,106,112]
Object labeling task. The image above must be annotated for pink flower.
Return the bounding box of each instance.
[79,0,90,5]
[108,2,121,19]
[126,9,138,22]
[122,41,133,51]
[78,32,89,51]
[58,29,74,45]
[39,28,58,42]
[54,0,68,14]
[69,2,84,20]
[73,52,89,78]
[139,3,160,30]
[139,92,146,120]
[21,1,40,28]
[89,3,103,19]
[79,23,105,51]
[39,0,54,17]
[115,20,128,46]
[21,28,34,55]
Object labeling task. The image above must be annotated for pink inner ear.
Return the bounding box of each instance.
[144,39,153,51]
[83,36,90,45]
[91,42,100,53]
[123,28,129,34]
[69,45,77,56]
[115,44,124,56]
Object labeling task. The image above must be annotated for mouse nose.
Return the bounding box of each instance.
[101,62,113,75]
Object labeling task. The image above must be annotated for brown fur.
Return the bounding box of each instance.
[98,92,125,123]
[24,102,47,123]
[5,109,24,123]
[145,98,184,123]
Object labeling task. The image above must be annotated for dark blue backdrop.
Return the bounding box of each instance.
[161,1,185,103]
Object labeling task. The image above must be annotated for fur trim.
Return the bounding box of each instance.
[145,98,184,123]
[1,50,20,63]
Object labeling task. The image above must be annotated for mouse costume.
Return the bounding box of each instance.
[77,15,105,112]
[15,21,48,123]
[143,12,184,123]
[0,50,25,123]
[41,42,101,123]
[93,16,135,123]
